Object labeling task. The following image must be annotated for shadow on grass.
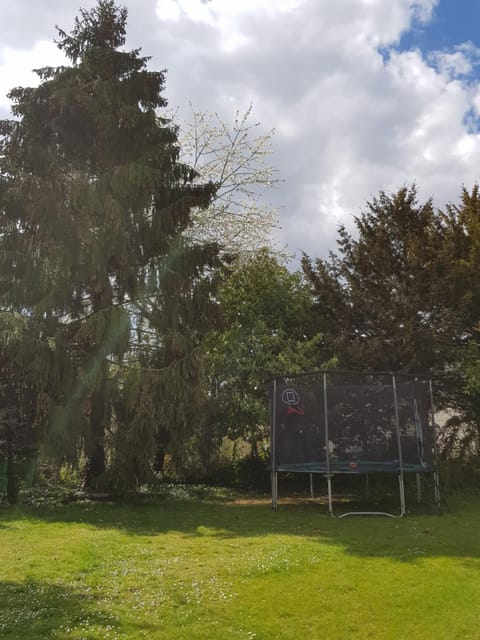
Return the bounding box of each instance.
[0,579,120,639]
[1,485,480,562]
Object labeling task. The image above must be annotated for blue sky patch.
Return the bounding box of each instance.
[400,0,480,55]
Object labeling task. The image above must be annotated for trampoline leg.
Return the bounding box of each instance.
[272,472,278,510]
[398,474,406,517]
[365,474,370,499]
[416,473,422,504]
[433,470,441,510]
[309,473,314,498]
[326,475,334,517]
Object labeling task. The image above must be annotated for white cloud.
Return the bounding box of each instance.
[428,42,480,80]
[156,0,182,21]
[2,0,480,260]
[0,41,65,114]
[160,0,304,20]
[410,0,438,23]
[432,50,473,77]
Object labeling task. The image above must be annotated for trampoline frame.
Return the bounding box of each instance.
[270,372,441,517]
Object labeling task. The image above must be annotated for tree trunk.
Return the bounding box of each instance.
[84,380,107,490]
[153,426,170,474]
[6,427,18,505]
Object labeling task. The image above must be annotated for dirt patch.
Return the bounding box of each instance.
[229,495,330,507]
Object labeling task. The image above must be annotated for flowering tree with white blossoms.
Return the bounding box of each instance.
[176,104,281,256]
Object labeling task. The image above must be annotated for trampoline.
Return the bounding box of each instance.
[269,370,441,517]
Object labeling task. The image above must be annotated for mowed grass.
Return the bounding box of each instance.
[1,487,480,640]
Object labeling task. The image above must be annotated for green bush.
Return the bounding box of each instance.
[234,454,270,490]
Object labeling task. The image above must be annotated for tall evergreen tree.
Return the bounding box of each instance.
[302,184,480,459]
[435,185,480,455]
[302,186,453,372]
[0,1,219,488]
[440,185,480,332]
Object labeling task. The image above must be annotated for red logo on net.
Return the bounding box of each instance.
[281,388,304,416]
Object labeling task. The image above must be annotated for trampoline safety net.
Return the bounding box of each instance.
[270,371,435,475]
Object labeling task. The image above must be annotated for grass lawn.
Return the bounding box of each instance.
[1,486,480,640]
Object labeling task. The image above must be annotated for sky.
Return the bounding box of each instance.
[1,0,480,260]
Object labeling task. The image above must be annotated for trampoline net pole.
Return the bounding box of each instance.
[272,472,278,510]
[327,475,333,516]
[398,474,406,515]
[271,378,277,509]
[392,374,406,517]
[429,378,441,510]
[323,371,334,516]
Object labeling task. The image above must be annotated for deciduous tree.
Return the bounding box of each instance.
[176,105,280,256]
[208,250,329,453]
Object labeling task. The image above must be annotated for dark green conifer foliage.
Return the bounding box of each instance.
[302,185,480,459]
[302,186,451,372]
[0,314,47,502]
[435,186,480,455]
[0,1,219,488]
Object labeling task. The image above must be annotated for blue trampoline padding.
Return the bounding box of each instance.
[275,461,432,474]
